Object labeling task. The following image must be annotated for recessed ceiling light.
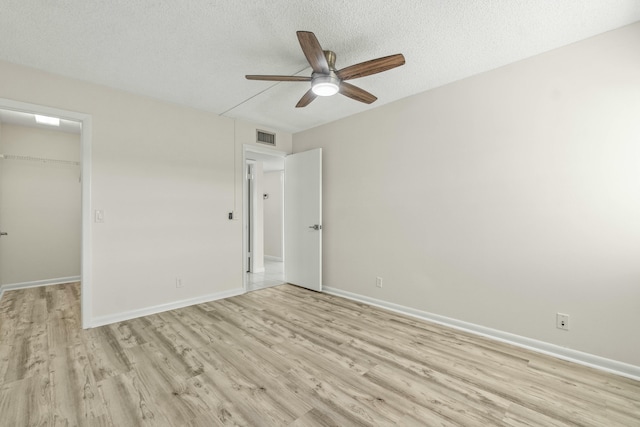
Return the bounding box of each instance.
[35,114,60,126]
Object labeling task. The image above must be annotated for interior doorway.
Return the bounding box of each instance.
[0,98,92,327]
[243,146,286,292]
[0,109,81,288]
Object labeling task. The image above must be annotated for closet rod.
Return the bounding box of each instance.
[0,153,80,166]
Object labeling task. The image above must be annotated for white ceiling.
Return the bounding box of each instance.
[1,1,639,134]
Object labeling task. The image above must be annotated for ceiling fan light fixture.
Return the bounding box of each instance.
[311,74,340,96]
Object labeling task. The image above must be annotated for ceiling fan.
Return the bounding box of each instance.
[246,31,405,108]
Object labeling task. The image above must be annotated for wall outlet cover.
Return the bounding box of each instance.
[556,313,570,331]
[376,277,383,288]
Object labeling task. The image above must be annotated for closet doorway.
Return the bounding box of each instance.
[0,98,92,328]
[0,108,81,288]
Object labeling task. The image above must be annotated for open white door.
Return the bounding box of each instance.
[284,148,322,291]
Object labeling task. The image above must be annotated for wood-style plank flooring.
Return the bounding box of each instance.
[0,282,639,426]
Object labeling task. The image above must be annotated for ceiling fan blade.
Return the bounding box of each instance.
[339,82,377,104]
[336,54,405,81]
[245,75,311,82]
[296,89,318,108]
[297,31,330,74]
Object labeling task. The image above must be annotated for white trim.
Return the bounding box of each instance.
[324,286,640,382]
[80,116,92,329]
[264,255,283,262]
[89,287,245,328]
[0,276,81,300]
[0,98,92,329]
[244,143,288,159]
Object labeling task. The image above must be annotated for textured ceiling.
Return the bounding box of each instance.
[1,1,639,133]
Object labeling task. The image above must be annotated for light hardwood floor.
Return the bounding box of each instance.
[0,283,638,426]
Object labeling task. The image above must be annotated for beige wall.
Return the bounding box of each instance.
[293,23,640,366]
[0,60,292,322]
[0,124,81,285]
[264,171,284,259]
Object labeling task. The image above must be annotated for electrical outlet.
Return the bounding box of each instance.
[556,313,569,331]
[376,277,383,288]
[176,278,183,288]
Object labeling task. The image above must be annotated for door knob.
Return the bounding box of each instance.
[308,224,322,230]
[0,231,7,237]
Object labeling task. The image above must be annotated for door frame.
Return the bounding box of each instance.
[0,98,92,328]
[242,144,287,291]
[245,159,256,273]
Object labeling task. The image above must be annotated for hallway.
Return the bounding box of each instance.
[246,259,284,292]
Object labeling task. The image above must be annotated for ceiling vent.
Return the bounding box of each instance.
[256,130,276,146]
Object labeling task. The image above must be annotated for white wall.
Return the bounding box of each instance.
[0,124,80,285]
[263,171,283,259]
[293,23,640,367]
[0,60,292,323]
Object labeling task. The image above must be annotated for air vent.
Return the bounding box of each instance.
[256,130,276,146]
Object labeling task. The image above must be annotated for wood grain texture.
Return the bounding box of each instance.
[339,82,377,104]
[296,89,317,108]
[336,54,406,81]
[340,82,378,104]
[0,282,638,426]
[296,31,329,74]
[245,75,311,82]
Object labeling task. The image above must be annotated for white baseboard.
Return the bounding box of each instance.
[264,255,283,262]
[324,286,640,382]
[89,287,245,328]
[0,276,81,301]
